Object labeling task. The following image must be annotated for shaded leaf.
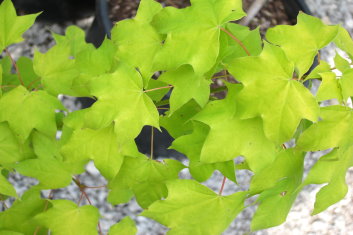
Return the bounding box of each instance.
[35,200,100,235]
[141,179,246,235]
[108,156,184,208]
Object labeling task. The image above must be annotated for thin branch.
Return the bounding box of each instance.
[156,99,170,107]
[27,78,41,90]
[212,75,228,80]
[77,192,84,206]
[144,85,173,93]
[85,185,107,189]
[211,86,227,93]
[4,49,24,86]
[0,85,17,88]
[33,190,54,235]
[220,27,251,56]
[82,191,103,235]
[218,176,227,195]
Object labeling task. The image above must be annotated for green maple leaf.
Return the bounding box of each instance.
[297,105,353,151]
[211,23,262,75]
[111,0,163,85]
[69,38,117,96]
[52,26,94,56]
[0,189,47,235]
[14,157,72,189]
[340,69,353,101]
[334,53,351,73]
[0,64,2,96]
[0,0,40,52]
[31,131,61,159]
[304,60,331,81]
[61,124,140,180]
[228,42,319,144]
[301,146,353,215]
[160,99,201,139]
[1,56,40,90]
[0,86,64,141]
[84,63,159,143]
[144,78,169,102]
[151,0,245,74]
[33,43,79,96]
[34,200,100,235]
[189,83,278,173]
[159,65,210,114]
[249,149,304,230]
[0,169,16,197]
[108,217,137,235]
[316,72,342,102]
[266,12,338,77]
[171,121,236,183]
[141,179,246,235]
[108,156,184,208]
[0,122,30,166]
[334,26,353,60]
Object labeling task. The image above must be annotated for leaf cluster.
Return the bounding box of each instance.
[1,0,353,234]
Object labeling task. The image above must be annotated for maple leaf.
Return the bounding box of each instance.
[300,146,353,215]
[160,99,201,139]
[0,170,16,197]
[141,179,246,235]
[171,121,236,182]
[152,0,245,74]
[0,189,47,234]
[1,56,40,90]
[249,149,304,230]
[0,86,64,141]
[52,26,94,56]
[316,72,343,103]
[297,105,353,151]
[266,12,338,77]
[0,122,30,166]
[33,43,79,96]
[14,157,72,189]
[159,65,211,114]
[108,217,137,235]
[61,124,141,180]
[111,0,163,85]
[188,83,278,173]
[83,63,159,144]
[0,0,40,51]
[108,156,184,208]
[34,200,100,235]
[228,42,319,144]
[334,25,353,60]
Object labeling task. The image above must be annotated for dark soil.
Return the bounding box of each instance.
[243,0,296,34]
[109,0,295,31]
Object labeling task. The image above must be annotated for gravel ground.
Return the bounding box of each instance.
[2,0,353,234]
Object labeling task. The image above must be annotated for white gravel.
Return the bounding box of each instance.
[2,1,353,234]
